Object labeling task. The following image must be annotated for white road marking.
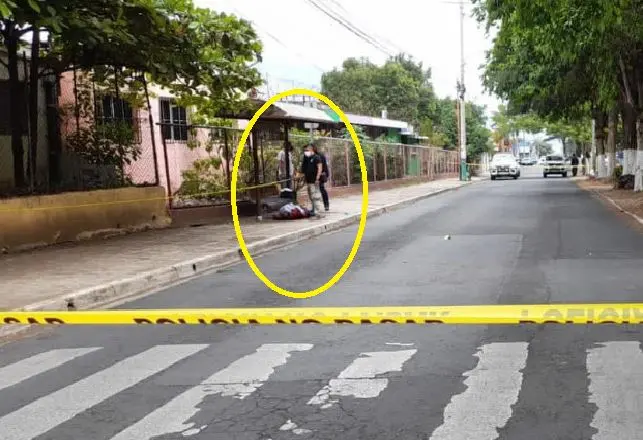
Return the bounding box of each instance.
[428,342,529,440]
[308,349,417,409]
[279,419,312,435]
[0,348,100,392]
[109,343,313,440]
[588,341,643,440]
[385,342,415,347]
[0,344,207,440]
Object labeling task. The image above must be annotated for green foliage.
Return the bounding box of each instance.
[0,0,16,18]
[1,0,263,189]
[62,78,141,185]
[323,54,493,154]
[340,125,370,143]
[177,157,228,200]
[464,102,493,160]
[428,99,458,148]
[533,140,553,157]
[177,127,257,200]
[154,4,263,119]
[474,0,643,135]
[321,54,435,127]
[65,123,141,168]
[490,105,591,153]
[613,163,623,182]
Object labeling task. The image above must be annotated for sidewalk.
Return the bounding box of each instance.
[576,178,643,227]
[0,178,476,312]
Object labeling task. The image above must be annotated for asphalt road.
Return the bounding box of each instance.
[1,169,643,440]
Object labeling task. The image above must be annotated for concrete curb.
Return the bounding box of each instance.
[0,181,473,338]
[598,192,643,226]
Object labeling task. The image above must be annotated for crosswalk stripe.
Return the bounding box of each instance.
[0,348,101,392]
[308,349,417,409]
[428,342,529,440]
[588,341,643,440]
[109,343,313,440]
[0,344,208,440]
[4,339,643,439]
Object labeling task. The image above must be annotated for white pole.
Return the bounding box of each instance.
[591,118,596,176]
[458,0,467,178]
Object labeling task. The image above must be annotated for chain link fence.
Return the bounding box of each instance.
[164,128,459,209]
[164,123,295,209]
[289,135,459,186]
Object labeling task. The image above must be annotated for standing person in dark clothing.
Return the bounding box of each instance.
[571,153,579,177]
[312,143,330,211]
[276,141,294,190]
[297,143,324,218]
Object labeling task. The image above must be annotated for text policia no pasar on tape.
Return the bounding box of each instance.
[4,305,643,325]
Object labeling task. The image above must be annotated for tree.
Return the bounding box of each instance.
[474,0,643,186]
[489,104,591,157]
[0,0,60,188]
[465,102,493,161]
[322,54,492,161]
[321,54,434,126]
[1,0,263,190]
[533,140,553,157]
[320,57,379,117]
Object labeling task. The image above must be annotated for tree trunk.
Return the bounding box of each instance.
[635,113,643,191]
[621,100,637,175]
[72,66,80,132]
[28,28,40,187]
[606,106,617,177]
[595,111,608,178]
[6,32,26,188]
[634,74,643,192]
[142,74,160,186]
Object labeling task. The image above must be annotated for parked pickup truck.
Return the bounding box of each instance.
[543,155,568,178]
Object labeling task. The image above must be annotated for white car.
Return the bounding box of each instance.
[519,156,537,166]
[543,155,568,178]
[490,154,520,180]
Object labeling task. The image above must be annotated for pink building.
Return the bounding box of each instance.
[58,73,219,198]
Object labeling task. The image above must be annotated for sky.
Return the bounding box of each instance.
[197,0,502,120]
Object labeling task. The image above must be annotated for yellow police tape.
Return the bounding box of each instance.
[3,304,643,325]
[0,179,293,213]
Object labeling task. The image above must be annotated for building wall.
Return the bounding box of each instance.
[57,77,217,197]
[0,51,51,192]
[56,76,422,199]
[0,186,170,251]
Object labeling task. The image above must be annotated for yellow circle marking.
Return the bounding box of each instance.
[231,88,368,299]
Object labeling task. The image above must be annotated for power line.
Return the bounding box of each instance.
[303,0,394,57]
[313,0,394,56]
[321,0,408,56]
[229,6,327,73]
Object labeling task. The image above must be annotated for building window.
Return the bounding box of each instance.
[159,98,188,142]
[0,80,28,135]
[95,95,141,143]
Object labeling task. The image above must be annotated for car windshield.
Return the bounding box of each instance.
[492,154,515,163]
[547,156,563,161]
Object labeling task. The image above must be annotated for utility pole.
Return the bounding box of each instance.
[457,0,467,181]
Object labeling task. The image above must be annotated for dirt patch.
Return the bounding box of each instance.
[602,190,643,219]
[575,178,643,230]
[575,178,613,191]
